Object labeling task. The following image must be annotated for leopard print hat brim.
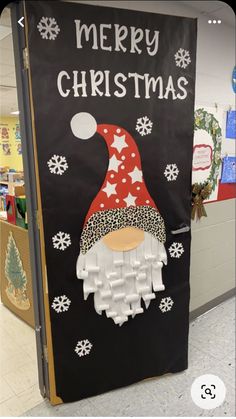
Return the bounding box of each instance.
[80,205,166,254]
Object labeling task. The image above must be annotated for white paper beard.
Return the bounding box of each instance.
[76,232,167,326]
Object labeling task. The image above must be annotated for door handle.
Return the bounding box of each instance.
[171,225,190,234]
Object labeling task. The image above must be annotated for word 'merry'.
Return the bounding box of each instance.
[74,20,160,56]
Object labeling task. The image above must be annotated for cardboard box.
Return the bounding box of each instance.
[8,183,25,196]
[0,220,35,328]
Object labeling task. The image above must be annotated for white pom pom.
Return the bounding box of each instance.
[70,112,97,140]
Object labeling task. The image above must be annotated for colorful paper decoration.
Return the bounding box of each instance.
[75,117,167,325]
[6,195,16,225]
[232,66,236,94]
[226,110,236,139]
[221,157,236,183]
[14,123,21,140]
[192,108,223,216]
[15,196,28,229]
[2,143,11,155]
[0,126,9,140]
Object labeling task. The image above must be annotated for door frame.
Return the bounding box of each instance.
[10,0,55,403]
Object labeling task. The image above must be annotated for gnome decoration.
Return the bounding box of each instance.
[71,113,167,326]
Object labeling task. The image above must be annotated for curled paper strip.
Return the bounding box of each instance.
[77,232,167,325]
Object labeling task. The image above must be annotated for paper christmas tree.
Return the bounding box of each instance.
[5,232,30,310]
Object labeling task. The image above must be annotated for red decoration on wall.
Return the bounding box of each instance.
[217,183,236,202]
[192,144,213,171]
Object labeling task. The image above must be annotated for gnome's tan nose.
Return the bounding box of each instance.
[102,227,144,251]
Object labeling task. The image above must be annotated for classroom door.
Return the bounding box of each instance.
[13,0,197,404]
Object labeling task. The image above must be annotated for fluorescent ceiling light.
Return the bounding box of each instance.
[0,24,12,41]
[10,110,19,115]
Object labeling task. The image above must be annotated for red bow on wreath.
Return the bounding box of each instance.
[191,182,212,221]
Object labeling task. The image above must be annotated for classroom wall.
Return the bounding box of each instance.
[0,116,23,171]
[75,1,235,310]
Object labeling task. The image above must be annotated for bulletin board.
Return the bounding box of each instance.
[0,117,23,171]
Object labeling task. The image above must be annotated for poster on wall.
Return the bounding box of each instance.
[192,107,223,203]
[232,66,236,93]
[221,157,236,183]
[16,143,22,155]
[2,143,11,156]
[0,125,10,140]
[13,123,21,141]
[0,118,24,171]
[226,110,236,139]
[25,1,197,403]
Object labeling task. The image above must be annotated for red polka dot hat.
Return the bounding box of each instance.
[70,113,166,254]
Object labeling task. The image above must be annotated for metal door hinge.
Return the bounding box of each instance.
[42,386,46,398]
[35,325,41,333]
[23,47,29,70]
[43,344,48,363]
[35,210,40,229]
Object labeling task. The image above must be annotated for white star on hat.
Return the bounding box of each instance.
[111,135,128,153]
[128,166,143,184]
[123,193,137,207]
[108,155,122,172]
[102,181,117,197]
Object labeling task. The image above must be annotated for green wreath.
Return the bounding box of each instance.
[192,108,222,220]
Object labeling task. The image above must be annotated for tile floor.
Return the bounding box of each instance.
[0,303,42,416]
[0,297,235,417]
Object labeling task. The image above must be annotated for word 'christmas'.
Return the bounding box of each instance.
[57,70,188,100]
[74,20,159,56]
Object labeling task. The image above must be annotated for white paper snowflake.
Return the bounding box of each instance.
[159,297,174,313]
[136,116,153,136]
[75,339,92,357]
[174,48,191,69]
[37,17,60,40]
[52,231,71,251]
[51,295,71,313]
[169,242,184,258]
[47,155,68,175]
[164,163,179,181]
